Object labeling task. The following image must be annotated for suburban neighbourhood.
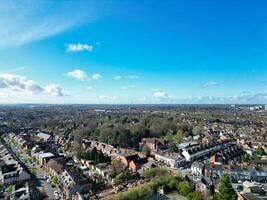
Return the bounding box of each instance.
[0,104,267,199]
[0,1,266,200]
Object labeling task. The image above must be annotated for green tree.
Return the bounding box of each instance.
[192,125,203,136]
[15,152,20,158]
[187,192,202,200]
[242,154,251,162]
[51,176,58,185]
[23,158,28,164]
[142,145,151,158]
[6,185,13,193]
[115,172,125,183]
[169,143,179,153]
[217,174,237,200]
[177,181,191,196]
[174,130,184,143]
[143,168,167,178]
[255,147,265,156]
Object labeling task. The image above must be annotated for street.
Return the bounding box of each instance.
[10,143,58,200]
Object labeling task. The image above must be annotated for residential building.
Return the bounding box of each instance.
[191,162,205,176]
[139,138,167,151]
[154,151,186,168]
[59,169,92,199]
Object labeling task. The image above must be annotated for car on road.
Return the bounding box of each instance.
[0,188,4,194]
[54,191,60,199]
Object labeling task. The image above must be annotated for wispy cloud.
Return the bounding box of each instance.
[91,73,101,80]
[202,80,219,88]
[185,91,267,103]
[66,43,93,52]
[7,66,28,73]
[0,0,102,48]
[120,85,135,90]
[126,75,139,79]
[114,75,122,80]
[98,95,117,100]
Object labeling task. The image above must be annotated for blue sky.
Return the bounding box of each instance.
[0,0,266,104]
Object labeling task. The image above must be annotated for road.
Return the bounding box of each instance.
[9,143,58,200]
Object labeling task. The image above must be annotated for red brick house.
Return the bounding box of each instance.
[129,158,147,172]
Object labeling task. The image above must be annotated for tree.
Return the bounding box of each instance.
[169,143,179,153]
[177,181,191,196]
[192,125,203,136]
[15,152,20,158]
[6,185,13,193]
[217,174,237,200]
[143,168,167,178]
[242,154,250,162]
[115,172,126,183]
[174,130,184,143]
[142,145,151,158]
[255,147,266,156]
[111,159,124,171]
[51,176,58,185]
[187,192,202,200]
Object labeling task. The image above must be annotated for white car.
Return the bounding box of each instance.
[54,192,60,199]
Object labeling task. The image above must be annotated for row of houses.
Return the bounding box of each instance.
[81,139,148,172]
[153,139,238,169]
[0,142,30,186]
[9,133,92,200]
[191,162,267,182]
[182,139,233,161]
[154,151,186,168]
[10,132,57,155]
[35,152,92,199]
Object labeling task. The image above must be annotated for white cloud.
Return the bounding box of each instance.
[66,69,88,81]
[65,70,101,81]
[114,75,139,80]
[98,95,117,100]
[66,43,93,52]
[184,92,267,103]
[153,90,169,99]
[202,81,219,88]
[0,73,68,97]
[91,73,101,80]
[45,84,69,97]
[120,85,135,90]
[114,75,122,80]
[0,1,105,48]
[152,89,177,102]
[126,75,139,79]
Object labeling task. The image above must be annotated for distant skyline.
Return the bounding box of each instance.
[0,0,266,104]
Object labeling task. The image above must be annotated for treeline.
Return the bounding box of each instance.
[111,168,237,200]
[71,116,204,151]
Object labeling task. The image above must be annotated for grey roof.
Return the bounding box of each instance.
[37,132,51,141]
